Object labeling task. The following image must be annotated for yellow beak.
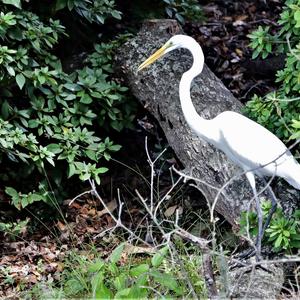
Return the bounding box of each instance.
[138,43,169,71]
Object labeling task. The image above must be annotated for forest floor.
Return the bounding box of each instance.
[0,0,287,298]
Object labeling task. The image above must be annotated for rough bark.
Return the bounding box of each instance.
[115,19,300,227]
[227,263,284,299]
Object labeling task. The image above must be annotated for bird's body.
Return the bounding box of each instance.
[138,34,300,257]
[208,110,300,187]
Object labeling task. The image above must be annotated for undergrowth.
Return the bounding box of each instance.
[246,0,300,149]
[0,1,135,210]
[25,243,207,299]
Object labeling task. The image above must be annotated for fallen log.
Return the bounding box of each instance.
[115,19,300,227]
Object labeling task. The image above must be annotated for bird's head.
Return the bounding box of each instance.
[138,34,191,71]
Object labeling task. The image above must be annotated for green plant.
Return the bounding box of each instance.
[26,244,206,299]
[266,209,300,251]
[246,0,300,148]
[163,0,203,24]
[248,26,275,59]
[0,2,135,209]
[55,0,122,24]
[0,218,29,240]
[240,201,300,252]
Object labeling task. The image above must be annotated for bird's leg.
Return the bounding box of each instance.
[261,178,278,234]
[245,172,262,260]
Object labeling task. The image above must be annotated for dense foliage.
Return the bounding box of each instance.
[0,0,134,209]
[240,201,300,252]
[246,0,300,147]
[163,0,203,24]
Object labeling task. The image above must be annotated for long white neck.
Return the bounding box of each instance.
[179,39,219,144]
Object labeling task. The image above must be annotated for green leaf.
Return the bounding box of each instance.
[113,274,127,291]
[104,152,111,161]
[274,234,283,248]
[1,101,11,119]
[294,10,300,28]
[46,157,55,166]
[91,271,104,298]
[16,73,25,90]
[94,174,101,185]
[175,13,185,24]
[6,65,15,76]
[21,197,28,208]
[55,0,67,11]
[2,0,21,8]
[108,263,118,275]
[65,278,84,295]
[28,120,39,128]
[94,283,112,299]
[96,15,105,24]
[29,193,44,202]
[114,288,132,298]
[151,246,169,267]
[96,167,108,174]
[150,270,180,292]
[109,243,125,263]
[80,173,90,181]
[80,93,93,104]
[5,187,18,198]
[46,143,62,154]
[88,259,104,273]
[129,264,149,277]
[64,83,81,91]
[68,164,76,178]
[111,10,121,20]
[85,149,97,161]
[108,144,121,151]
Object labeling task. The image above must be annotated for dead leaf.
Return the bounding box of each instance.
[88,208,96,216]
[164,205,183,217]
[26,274,37,284]
[164,205,178,217]
[235,48,243,57]
[97,199,117,217]
[235,15,248,21]
[57,221,66,231]
[233,20,246,26]
[123,243,155,255]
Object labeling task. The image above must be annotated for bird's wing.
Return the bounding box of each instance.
[214,111,295,176]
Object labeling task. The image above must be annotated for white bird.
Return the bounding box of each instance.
[138,34,300,257]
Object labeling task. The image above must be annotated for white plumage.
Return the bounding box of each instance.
[138,34,300,190]
[138,34,300,256]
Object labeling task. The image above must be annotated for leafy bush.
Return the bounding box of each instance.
[246,0,300,146]
[240,201,300,252]
[55,0,122,24]
[0,0,134,209]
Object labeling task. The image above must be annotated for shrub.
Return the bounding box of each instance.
[246,0,300,146]
[240,201,300,252]
[163,0,203,24]
[0,0,134,209]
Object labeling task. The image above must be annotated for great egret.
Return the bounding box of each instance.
[138,34,300,257]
